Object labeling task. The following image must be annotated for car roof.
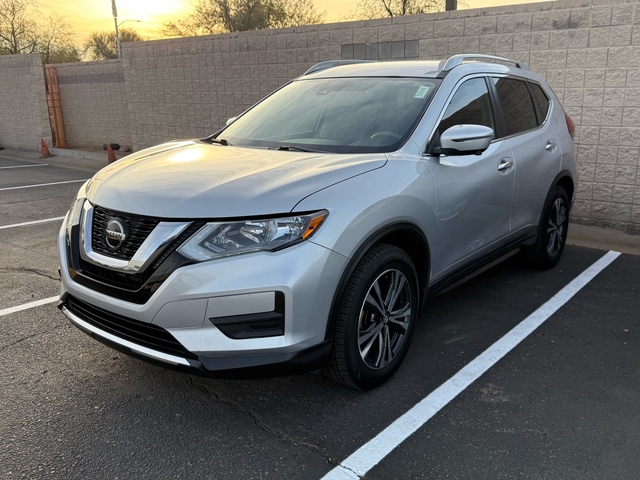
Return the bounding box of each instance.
[302,55,531,80]
[305,60,443,78]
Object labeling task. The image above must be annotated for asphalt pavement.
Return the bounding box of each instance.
[1,149,638,479]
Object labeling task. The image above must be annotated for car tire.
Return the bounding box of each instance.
[526,185,570,270]
[325,244,419,389]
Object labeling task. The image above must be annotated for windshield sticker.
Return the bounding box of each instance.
[414,85,430,99]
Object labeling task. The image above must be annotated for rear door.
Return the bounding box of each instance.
[489,77,562,242]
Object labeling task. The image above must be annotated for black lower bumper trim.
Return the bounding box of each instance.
[197,339,332,376]
[61,297,332,378]
[91,334,332,379]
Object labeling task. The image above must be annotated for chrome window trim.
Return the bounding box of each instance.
[422,73,500,155]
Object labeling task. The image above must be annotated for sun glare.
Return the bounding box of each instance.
[40,0,192,42]
[115,0,189,38]
[117,0,187,20]
[38,0,538,46]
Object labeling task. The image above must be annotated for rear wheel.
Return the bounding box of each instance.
[526,185,569,269]
[325,244,418,389]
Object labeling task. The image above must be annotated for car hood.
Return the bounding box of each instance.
[86,140,387,218]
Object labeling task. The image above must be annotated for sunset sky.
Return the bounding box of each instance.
[38,0,540,45]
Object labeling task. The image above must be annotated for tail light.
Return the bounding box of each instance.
[565,112,575,138]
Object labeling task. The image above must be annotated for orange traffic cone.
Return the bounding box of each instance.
[40,138,54,158]
[107,144,117,164]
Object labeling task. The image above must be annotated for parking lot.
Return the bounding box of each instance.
[1,148,638,479]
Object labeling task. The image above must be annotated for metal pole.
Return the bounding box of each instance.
[112,0,121,59]
[114,17,121,59]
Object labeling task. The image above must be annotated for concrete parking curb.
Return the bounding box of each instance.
[51,147,126,163]
[568,224,640,256]
[0,148,108,173]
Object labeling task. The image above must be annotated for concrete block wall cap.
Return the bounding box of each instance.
[450,8,484,19]
[515,1,554,12]
[483,5,518,15]
[591,0,635,6]
[554,0,590,8]
[391,13,421,24]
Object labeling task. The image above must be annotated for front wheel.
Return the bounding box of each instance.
[526,185,570,269]
[325,244,419,389]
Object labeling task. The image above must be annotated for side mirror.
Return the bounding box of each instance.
[226,116,237,126]
[431,124,494,157]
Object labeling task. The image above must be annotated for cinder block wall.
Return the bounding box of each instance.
[118,0,640,233]
[0,53,51,152]
[53,60,132,150]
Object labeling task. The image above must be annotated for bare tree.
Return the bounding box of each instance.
[0,0,79,63]
[0,0,40,54]
[161,18,206,38]
[161,0,323,37]
[38,14,80,64]
[353,0,444,19]
[84,27,144,60]
[46,45,82,64]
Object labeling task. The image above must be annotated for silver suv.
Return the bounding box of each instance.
[58,55,576,389]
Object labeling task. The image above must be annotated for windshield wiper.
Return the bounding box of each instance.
[275,145,328,153]
[208,137,232,146]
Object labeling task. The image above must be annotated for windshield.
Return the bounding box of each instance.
[218,77,440,153]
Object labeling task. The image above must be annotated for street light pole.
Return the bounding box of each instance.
[116,20,142,58]
[111,0,121,58]
[112,0,141,59]
[114,20,121,59]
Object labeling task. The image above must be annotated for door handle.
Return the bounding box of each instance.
[545,141,556,151]
[497,158,513,171]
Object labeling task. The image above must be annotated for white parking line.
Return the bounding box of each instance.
[0,296,59,318]
[0,217,65,230]
[0,164,48,170]
[0,179,87,191]
[323,250,621,480]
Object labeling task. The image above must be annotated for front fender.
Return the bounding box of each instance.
[292,159,436,339]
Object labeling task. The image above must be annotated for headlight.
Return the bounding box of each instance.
[178,210,328,262]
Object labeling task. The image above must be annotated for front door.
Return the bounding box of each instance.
[427,77,515,280]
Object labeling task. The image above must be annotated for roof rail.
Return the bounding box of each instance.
[440,54,528,72]
[303,60,374,76]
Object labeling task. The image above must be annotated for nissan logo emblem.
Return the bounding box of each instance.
[105,218,127,252]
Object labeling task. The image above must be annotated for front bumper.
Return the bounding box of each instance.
[60,301,332,376]
[58,221,347,375]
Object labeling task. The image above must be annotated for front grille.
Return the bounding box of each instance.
[66,296,198,360]
[76,221,202,302]
[92,206,160,260]
[78,259,146,289]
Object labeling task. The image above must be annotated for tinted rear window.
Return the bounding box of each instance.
[492,78,537,136]
[529,82,550,124]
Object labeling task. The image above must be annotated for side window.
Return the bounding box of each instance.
[438,77,495,136]
[529,82,550,125]
[492,77,537,136]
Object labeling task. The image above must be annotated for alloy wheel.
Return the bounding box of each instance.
[358,268,412,370]
[546,197,567,257]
